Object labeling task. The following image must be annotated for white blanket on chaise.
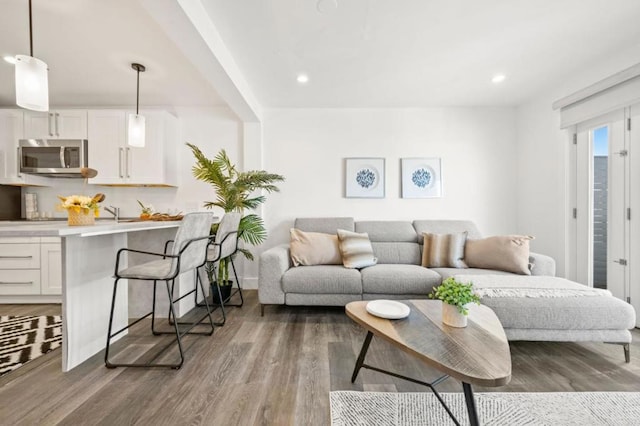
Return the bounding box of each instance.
[453,275,612,298]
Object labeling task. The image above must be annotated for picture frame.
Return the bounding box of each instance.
[345,158,385,198]
[401,158,442,198]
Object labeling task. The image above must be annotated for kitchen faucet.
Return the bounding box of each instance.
[104,206,120,222]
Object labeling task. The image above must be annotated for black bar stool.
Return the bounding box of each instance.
[105,212,215,369]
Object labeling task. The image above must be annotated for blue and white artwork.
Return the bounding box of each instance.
[345,158,385,198]
[402,158,442,198]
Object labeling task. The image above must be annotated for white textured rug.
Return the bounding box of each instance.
[330,391,640,426]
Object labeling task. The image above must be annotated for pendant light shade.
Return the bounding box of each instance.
[127,63,146,147]
[15,0,49,112]
[127,113,146,147]
[15,54,49,111]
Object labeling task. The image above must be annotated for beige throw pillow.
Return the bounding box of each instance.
[464,235,534,275]
[337,229,377,269]
[422,232,468,268]
[289,228,342,267]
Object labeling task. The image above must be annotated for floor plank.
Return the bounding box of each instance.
[0,292,639,426]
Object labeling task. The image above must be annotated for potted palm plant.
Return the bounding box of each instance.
[428,277,481,327]
[187,143,285,302]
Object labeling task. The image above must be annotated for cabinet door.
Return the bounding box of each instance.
[24,111,53,138]
[25,110,87,139]
[126,111,164,184]
[55,110,87,139]
[0,109,24,182]
[40,243,62,295]
[88,110,126,184]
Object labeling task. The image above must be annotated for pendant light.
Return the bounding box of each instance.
[127,63,146,147]
[15,0,49,112]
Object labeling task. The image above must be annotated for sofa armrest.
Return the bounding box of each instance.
[258,244,292,304]
[529,252,556,276]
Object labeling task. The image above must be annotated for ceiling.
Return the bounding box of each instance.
[0,1,639,111]
[0,0,225,108]
[201,0,640,107]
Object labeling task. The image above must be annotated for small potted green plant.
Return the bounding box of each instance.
[428,277,481,328]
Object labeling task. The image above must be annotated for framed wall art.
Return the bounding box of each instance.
[345,158,385,198]
[401,158,442,198]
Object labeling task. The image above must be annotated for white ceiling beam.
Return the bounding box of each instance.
[140,0,262,122]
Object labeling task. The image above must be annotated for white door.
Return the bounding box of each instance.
[40,241,62,295]
[0,109,24,182]
[574,110,627,300]
[629,103,640,326]
[23,111,53,138]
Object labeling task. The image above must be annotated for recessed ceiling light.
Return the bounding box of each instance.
[3,56,16,65]
[317,0,338,13]
[492,74,506,84]
[297,74,309,84]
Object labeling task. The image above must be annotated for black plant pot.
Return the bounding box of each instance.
[212,280,233,304]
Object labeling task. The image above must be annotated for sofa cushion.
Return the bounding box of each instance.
[361,264,441,294]
[371,242,421,265]
[481,295,635,330]
[282,265,362,294]
[355,221,418,243]
[337,229,378,269]
[413,220,482,243]
[289,228,341,266]
[465,235,533,275]
[421,232,467,268]
[295,217,354,234]
[455,275,636,330]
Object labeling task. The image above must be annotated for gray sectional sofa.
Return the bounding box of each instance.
[259,217,555,306]
[258,217,636,361]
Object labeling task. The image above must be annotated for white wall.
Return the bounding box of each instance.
[516,44,640,277]
[260,107,518,250]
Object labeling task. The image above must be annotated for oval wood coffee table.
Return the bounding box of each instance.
[346,300,511,426]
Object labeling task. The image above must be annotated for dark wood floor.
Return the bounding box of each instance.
[1,291,639,425]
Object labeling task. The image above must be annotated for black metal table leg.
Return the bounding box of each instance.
[462,382,480,426]
[351,331,373,383]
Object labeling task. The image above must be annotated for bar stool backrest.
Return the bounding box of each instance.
[171,212,214,273]
[211,212,242,261]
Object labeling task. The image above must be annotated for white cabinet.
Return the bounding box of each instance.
[40,239,62,295]
[88,109,177,186]
[0,109,50,186]
[24,110,87,139]
[87,110,126,184]
[0,237,61,298]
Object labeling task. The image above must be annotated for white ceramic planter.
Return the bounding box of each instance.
[442,302,467,328]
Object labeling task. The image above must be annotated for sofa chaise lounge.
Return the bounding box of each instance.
[258,217,635,361]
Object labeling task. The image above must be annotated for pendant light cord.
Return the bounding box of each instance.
[136,68,140,115]
[28,0,33,57]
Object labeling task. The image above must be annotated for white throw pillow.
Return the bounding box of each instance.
[337,229,377,269]
[465,235,533,275]
[289,228,342,267]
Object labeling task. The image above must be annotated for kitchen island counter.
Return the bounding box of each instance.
[0,219,181,237]
[0,219,189,372]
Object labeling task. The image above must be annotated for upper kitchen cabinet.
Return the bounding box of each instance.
[0,109,50,186]
[24,110,87,139]
[87,109,177,186]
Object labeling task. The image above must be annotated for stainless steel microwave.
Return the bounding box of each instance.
[18,139,88,177]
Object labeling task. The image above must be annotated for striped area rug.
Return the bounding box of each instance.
[330,391,640,425]
[0,316,62,376]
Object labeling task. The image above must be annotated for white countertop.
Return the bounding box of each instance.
[0,220,182,237]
